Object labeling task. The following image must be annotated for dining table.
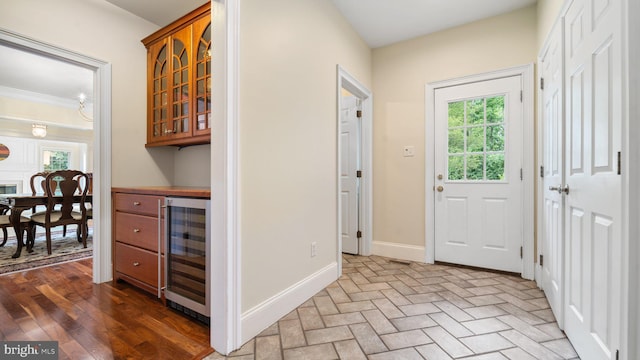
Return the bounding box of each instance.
[0,193,92,258]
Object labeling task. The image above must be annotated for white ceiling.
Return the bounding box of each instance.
[107,0,538,48]
[332,0,538,48]
[0,0,537,104]
[103,0,208,28]
[0,43,94,105]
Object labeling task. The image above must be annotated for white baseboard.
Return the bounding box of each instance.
[372,241,426,263]
[240,261,338,344]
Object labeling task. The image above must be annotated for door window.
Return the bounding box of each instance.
[447,96,506,181]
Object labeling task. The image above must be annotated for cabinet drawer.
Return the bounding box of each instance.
[114,193,164,216]
[115,212,164,253]
[115,242,162,288]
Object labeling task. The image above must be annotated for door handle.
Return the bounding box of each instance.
[436,185,444,192]
[549,185,570,195]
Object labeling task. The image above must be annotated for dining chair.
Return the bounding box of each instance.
[30,171,74,237]
[0,204,33,248]
[0,204,8,244]
[75,172,93,241]
[30,171,52,198]
[30,171,52,220]
[29,170,89,255]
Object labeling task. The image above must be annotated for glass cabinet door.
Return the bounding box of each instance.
[169,26,191,138]
[194,18,211,134]
[150,41,168,139]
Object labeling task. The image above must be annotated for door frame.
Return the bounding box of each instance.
[336,65,372,274]
[210,0,242,354]
[0,28,112,283]
[425,64,535,279]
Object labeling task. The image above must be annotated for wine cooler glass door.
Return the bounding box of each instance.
[165,197,210,316]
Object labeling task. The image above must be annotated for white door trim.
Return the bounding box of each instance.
[627,0,640,358]
[336,65,373,274]
[425,64,535,279]
[210,0,242,354]
[0,28,113,284]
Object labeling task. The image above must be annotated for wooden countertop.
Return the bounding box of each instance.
[112,186,210,198]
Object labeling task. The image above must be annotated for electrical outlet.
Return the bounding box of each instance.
[311,242,317,257]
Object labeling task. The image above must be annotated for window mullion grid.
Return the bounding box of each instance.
[483,98,487,181]
[463,100,468,180]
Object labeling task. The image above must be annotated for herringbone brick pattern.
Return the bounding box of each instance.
[207,255,579,359]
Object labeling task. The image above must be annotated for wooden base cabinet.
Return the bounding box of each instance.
[113,191,165,297]
[112,187,211,299]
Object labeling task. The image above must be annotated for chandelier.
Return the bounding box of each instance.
[32,124,47,138]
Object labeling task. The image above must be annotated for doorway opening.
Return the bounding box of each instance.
[0,29,112,283]
[336,65,372,273]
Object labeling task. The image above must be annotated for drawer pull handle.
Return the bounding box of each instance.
[133,201,141,206]
[133,262,140,266]
[133,228,141,233]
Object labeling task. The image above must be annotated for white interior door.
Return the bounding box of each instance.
[434,76,523,273]
[563,0,622,358]
[540,21,565,327]
[340,95,360,254]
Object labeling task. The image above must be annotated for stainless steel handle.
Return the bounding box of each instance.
[158,199,162,299]
[549,185,570,194]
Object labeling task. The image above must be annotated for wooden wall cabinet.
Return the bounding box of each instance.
[142,3,211,147]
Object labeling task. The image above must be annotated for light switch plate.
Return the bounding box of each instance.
[403,146,415,157]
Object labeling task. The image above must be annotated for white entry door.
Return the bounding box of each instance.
[563,0,622,358]
[540,21,565,326]
[434,76,523,273]
[340,95,360,254]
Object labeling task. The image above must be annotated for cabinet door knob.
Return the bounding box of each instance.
[133,201,141,206]
[133,262,140,267]
[133,228,140,233]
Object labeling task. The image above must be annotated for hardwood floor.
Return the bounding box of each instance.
[0,259,212,359]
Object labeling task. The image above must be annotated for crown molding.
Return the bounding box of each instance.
[0,85,92,109]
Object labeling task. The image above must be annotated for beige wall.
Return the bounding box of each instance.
[239,0,371,311]
[537,0,566,49]
[0,0,210,188]
[371,6,538,253]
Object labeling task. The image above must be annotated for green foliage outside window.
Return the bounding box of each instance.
[447,96,506,181]
[43,150,70,172]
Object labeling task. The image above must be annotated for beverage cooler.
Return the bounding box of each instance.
[164,197,210,321]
